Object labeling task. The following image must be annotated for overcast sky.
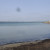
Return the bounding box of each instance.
[0,0,50,21]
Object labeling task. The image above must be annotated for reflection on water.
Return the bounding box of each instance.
[0,22,50,45]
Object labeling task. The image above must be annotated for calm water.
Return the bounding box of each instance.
[0,22,50,45]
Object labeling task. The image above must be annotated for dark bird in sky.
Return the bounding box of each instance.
[17,7,21,12]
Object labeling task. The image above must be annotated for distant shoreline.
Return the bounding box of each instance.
[0,21,50,23]
[43,21,50,24]
[0,22,42,23]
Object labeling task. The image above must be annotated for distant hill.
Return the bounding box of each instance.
[43,21,50,24]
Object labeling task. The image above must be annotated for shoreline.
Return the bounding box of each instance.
[0,39,50,50]
[0,40,41,46]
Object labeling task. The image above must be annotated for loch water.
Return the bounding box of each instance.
[0,22,50,45]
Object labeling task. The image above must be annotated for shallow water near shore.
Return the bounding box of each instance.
[0,22,50,45]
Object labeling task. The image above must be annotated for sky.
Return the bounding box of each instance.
[0,0,50,21]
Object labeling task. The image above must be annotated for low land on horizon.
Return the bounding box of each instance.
[0,21,50,23]
[0,21,42,22]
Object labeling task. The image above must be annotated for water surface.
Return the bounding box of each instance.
[0,22,50,45]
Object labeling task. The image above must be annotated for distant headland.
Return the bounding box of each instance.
[43,21,50,24]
